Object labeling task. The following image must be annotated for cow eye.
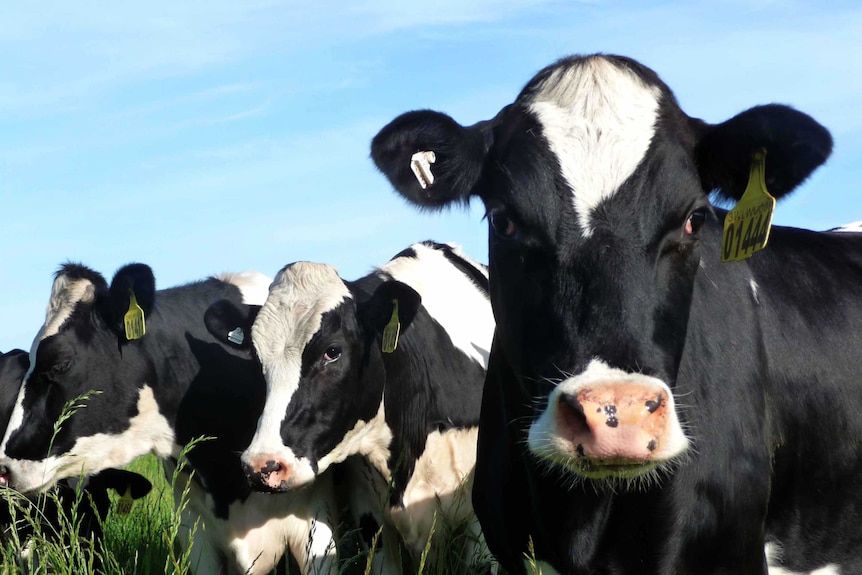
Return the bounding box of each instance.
[323,346,342,365]
[685,209,707,236]
[489,211,518,240]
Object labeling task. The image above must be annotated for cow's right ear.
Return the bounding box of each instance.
[204,299,260,350]
[371,110,493,210]
[101,264,156,339]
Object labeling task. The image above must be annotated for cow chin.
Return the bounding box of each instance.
[527,360,689,487]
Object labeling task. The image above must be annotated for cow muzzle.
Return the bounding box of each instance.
[528,368,688,480]
[242,456,296,492]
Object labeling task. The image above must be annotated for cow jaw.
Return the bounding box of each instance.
[0,385,174,493]
[528,359,688,484]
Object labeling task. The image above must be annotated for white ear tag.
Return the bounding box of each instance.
[410,151,436,189]
[227,327,244,345]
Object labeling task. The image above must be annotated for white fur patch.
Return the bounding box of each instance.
[381,242,493,368]
[317,400,392,480]
[167,460,339,575]
[217,271,273,306]
[528,358,688,468]
[246,263,351,460]
[1,385,174,493]
[391,427,480,557]
[830,221,862,233]
[766,542,842,575]
[527,57,661,237]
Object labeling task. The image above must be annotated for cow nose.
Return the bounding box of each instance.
[0,465,10,488]
[555,381,670,463]
[243,456,293,492]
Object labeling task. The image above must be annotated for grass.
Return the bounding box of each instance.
[0,454,500,574]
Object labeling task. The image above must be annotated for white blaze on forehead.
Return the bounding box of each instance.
[381,242,494,369]
[247,262,351,456]
[527,57,662,236]
[1,274,99,455]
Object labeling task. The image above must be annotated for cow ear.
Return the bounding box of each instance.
[204,299,261,350]
[358,280,422,340]
[695,104,833,203]
[371,110,493,210]
[102,264,156,338]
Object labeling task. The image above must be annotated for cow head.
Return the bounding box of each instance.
[372,54,831,483]
[0,263,173,493]
[223,262,420,492]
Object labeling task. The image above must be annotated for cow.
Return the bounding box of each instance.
[0,349,153,564]
[370,54,862,574]
[216,241,494,572]
[0,265,340,574]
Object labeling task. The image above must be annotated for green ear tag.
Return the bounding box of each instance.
[721,149,776,263]
[124,289,146,340]
[381,300,400,354]
[116,486,133,515]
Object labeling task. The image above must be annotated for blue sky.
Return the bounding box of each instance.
[2,1,861,352]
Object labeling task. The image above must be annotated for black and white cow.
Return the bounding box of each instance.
[0,349,152,558]
[226,241,494,571]
[371,54,862,574]
[0,265,340,574]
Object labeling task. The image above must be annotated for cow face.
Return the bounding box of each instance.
[233,262,420,492]
[372,54,831,483]
[0,264,173,493]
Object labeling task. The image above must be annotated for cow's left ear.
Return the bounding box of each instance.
[358,280,422,340]
[86,468,153,500]
[204,299,261,350]
[101,264,156,339]
[694,104,833,202]
[371,110,495,210]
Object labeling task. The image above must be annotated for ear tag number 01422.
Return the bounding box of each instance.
[721,149,775,263]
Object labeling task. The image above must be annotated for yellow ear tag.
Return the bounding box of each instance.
[116,486,133,515]
[721,149,776,263]
[123,289,146,340]
[381,300,400,354]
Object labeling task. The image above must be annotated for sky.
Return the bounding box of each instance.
[2,1,861,351]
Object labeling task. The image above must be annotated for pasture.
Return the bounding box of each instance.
[0,451,501,575]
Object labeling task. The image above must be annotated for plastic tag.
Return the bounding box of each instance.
[721,149,775,263]
[116,486,133,515]
[381,300,400,354]
[124,290,146,340]
[227,327,244,345]
[410,151,436,189]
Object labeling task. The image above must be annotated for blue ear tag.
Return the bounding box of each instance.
[227,327,244,345]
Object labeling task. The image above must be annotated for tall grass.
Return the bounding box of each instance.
[0,396,499,574]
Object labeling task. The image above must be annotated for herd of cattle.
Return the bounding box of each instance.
[1,53,860,575]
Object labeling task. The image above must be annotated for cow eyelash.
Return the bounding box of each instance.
[322,346,342,365]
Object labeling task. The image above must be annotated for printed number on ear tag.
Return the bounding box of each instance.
[721,149,776,263]
[116,486,134,515]
[381,300,400,354]
[124,289,146,340]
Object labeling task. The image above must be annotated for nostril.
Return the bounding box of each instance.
[260,460,282,475]
[0,465,10,488]
[557,393,589,436]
